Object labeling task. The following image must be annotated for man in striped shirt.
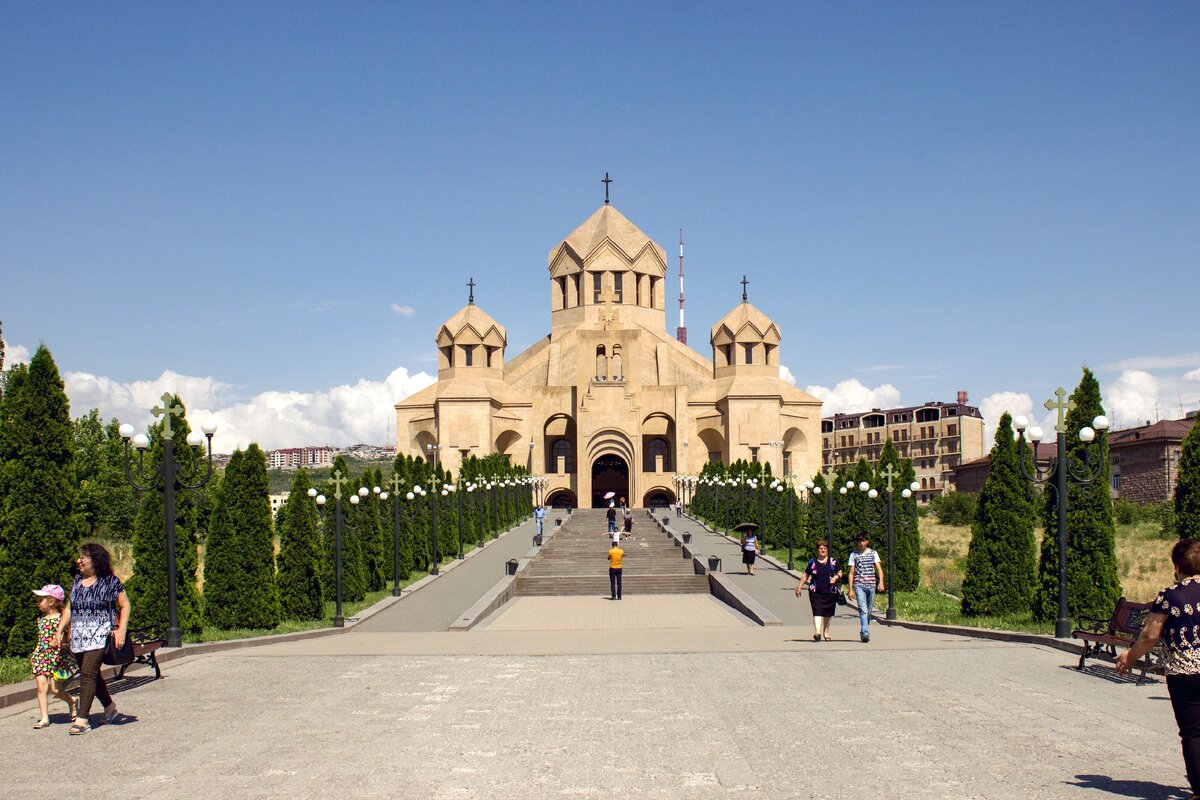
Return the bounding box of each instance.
[847,532,885,643]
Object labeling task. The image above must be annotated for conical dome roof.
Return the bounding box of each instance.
[437,303,506,347]
[548,204,667,273]
[710,301,780,344]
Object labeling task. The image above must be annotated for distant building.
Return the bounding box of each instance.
[1110,417,1197,504]
[822,392,986,502]
[339,443,396,461]
[269,492,290,515]
[267,446,334,470]
[952,442,1057,496]
[950,416,1197,505]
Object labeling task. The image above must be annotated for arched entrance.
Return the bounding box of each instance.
[643,488,675,509]
[547,489,576,509]
[591,455,629,508]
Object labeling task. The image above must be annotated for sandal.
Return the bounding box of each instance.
[68,723,90,735]
[32,719,51,730]
[104,705,119,724]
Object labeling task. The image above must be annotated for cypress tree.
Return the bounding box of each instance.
[1034,368,1121,621]
[1176,419,1200,539]
[357,471,387,592]
[277,469,323,620]
[961,413,1038,616]
[204,444,280,630]
[0,346,82,655]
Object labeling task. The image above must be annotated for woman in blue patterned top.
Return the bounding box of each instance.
[53,543,131,735]
[1119,538,1200,800]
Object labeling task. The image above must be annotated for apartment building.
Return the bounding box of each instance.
[267,446,335,470]
[821,391,986,502]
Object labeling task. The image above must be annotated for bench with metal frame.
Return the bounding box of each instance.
[1072,597,1160,684]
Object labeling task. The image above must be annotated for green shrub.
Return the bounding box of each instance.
[1113,498,1140,525]
[931,491,978,526]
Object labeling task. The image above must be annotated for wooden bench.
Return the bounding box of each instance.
[1072,598,1160,684]
[115,626,167,680]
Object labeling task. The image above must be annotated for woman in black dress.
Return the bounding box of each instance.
[795,540,842,641]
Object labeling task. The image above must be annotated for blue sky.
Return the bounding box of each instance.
[2,3,1198,450]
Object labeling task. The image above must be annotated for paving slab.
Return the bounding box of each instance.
[0,632,1184,799]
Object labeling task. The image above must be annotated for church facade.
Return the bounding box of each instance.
[394,204,823,508]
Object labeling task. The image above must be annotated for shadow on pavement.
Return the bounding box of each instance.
[1060,663,1163,685]
[1067,774,1187,799]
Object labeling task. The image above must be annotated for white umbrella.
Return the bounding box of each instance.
[603,491,616,499]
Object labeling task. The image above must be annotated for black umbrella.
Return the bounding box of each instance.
[733,522,759,533]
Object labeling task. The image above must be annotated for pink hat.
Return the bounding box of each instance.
[33,584,65,602]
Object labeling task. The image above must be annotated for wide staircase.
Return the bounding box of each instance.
[516,508,708,596]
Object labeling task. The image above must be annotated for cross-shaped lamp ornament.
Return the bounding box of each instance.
[151,392,184,440]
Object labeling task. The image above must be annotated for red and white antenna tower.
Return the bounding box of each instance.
[676,228,687,344]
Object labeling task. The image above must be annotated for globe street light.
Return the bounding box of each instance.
[860,466,920,620]
[119,393,217,648]
[1014,387,1110,638]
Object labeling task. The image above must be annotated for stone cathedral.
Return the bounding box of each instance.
[394,203,822,508]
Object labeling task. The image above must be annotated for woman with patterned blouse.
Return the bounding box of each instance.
[53,543,131,735]
[1118,538,1200,800]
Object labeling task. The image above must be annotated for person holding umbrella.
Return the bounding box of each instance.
[735,522,760,576]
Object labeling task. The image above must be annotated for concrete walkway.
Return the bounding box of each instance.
[666,512,867,632]
[354,517,540,632]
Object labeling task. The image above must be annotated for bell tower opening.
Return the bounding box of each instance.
[591,454,629,508]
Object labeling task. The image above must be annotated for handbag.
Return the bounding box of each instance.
[102,631,134,665]
[835,587,848,606]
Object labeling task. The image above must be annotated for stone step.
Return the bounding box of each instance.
[515,575,709,596]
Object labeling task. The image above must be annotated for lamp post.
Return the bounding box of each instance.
[425,443,443,574]
[118,392,216,648]
[454,477,465,559]
[1014,388,1110,638]
[773,474,797,570]
[381,473,407,596]
[306,468,364,627]
[860,466,920,621]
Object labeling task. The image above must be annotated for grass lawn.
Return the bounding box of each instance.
[887,586,1055,635]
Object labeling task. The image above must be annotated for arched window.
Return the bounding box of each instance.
[550,439,575,474]
[595,345,608,381]
[644,437,671,472]
[611,344,623,381]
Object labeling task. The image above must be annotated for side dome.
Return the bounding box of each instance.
[436,304,507,375]
[710,301,780,378]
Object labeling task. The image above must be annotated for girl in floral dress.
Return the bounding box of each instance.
[30,584,76,729]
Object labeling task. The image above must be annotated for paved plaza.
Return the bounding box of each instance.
[0,517,1187,799]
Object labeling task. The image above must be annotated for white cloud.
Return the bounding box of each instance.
[1105,370,1165,429]
[390,304,415,318]
[978,391,1035,445]
[804,379,901,415]
[1185,368,1200,381]
[2,340,31,367]
[779,365,796,385]
[1103,352,1200,371]
[60,367,436,453]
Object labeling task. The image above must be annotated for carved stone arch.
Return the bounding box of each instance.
[414,430,438,459]
[697,427,726,465]
[782,426,807,478]
[544,414,577,474]
[642,486,676,509]
[494,429,523,462]
[640,412,675,473]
